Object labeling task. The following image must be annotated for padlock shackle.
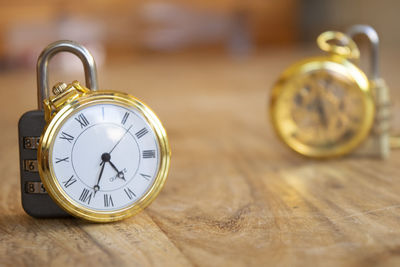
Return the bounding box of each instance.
[346,25,380,80]
[37,40,98,110]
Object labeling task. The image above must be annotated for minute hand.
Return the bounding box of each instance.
[109,125,133,154]
[94,160,106,195]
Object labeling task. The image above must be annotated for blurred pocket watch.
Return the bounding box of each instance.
[270,25,393,159]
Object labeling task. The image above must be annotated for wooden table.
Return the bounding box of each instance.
[2,48,400,266]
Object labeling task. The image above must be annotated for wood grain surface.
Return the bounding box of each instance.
[1,48,400,267]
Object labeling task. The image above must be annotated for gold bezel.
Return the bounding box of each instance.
[270,56,375,158]
[38,91,171,222]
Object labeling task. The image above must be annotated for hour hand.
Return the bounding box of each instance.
[108,168,127,182]
[108,161,126,181]
[316,96,328,127]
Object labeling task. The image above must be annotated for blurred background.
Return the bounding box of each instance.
[2,0,400,129]
[0,0,398,71]
[2,2,400,265]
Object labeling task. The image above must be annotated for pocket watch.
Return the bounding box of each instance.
[36,41,170,222]
[270,28,378,158]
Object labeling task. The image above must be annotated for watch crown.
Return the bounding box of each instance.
[52,82,68,96]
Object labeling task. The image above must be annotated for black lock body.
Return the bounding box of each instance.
[18,110,70,217]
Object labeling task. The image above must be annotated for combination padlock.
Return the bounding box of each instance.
[348,25,391,158]
[270,24,391,159]
[18,41,98,217]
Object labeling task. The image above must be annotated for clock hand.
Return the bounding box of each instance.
[315,92,328,128]
[95,125,131,188]
[109,125,133,155]
[94,161,106,196]
[108,160,126,181]
[108,168,127,182]
[94,153,111,195]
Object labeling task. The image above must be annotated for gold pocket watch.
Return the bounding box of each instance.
[37,41,170,222]
[270,25,390,158]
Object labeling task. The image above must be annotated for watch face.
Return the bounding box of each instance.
[271,59,374,157]
[49,101,162,213]
[285,70,363,145]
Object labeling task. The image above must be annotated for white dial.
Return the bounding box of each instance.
[50,103,160,211]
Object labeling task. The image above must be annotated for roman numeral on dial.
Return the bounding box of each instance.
[75,113,90,128]
[79,188,93,204]
[142,150,156,158]
[55,157,69,163]
[135,128,149,139]
[62,175,77,188]
[121,112,130,125]
[104,194,114,207]
[124,187,136,200]
[140,173,151,181]
[60,132,74,143]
